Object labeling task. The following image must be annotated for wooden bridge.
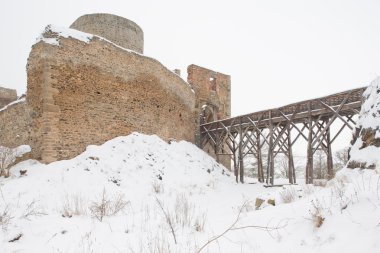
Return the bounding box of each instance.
[198,86,366,185]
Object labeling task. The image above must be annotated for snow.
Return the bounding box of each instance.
[357,76,380,130]
[348,77,380,170]
[1,133,379,252]
[0,97,26,112]
[36,25,93,46]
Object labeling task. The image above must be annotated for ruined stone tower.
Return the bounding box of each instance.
[187,64,231,124]
[70,13,144,54]
[187,65,231,168]
[0,14,231,169]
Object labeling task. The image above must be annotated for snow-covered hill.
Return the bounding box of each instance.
[1,132,379,252]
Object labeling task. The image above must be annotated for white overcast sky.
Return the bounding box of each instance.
[1,0,380,117]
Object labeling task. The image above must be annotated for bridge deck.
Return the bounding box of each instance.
[199,86,367,185]
[201,86,365,133]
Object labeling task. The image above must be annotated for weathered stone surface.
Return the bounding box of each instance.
[0,15,232,168]
[187,64,231,122]
[70,13,144,54]
[0,100,35,154]
[188,64,231,169]
[255,198,265,209]
[0,87,17,108]
[0,30,195,164]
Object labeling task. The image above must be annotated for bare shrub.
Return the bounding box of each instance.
[152,180,164,194]
[197,201,287,253]
[279,186,298,203]
[0,204,12,230]
[0,146,18,178]
[302,184,315,196]
[309,199,325,228]
[21,200,45,220]
[145,229,173,253]
[62,194,88,217]
[155,197,177,244]
[194,212,207,232]
[174,194,194,228]
[109,192,128,216]
[90,189,128,222]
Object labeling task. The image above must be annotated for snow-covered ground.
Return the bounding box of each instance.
[0,132,379,253]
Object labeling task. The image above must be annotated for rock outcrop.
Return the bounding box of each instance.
[348,77,380,170]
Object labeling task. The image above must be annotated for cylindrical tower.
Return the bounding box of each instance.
[70,13,144,54]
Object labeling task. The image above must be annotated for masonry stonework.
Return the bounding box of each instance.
[70,13,144,54]
[0,14,231,170]
[187,65,231,168]
[187,64,231,123]
[26,33,195,163]
[0,87,17,108]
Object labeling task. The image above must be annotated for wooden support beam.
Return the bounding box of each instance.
[232,138,238,183]
[287,123,296,184]
[306,102,314,184]
[326,126,334,179]
[256,130,264,183]
[267,110,275,185]
[238,118,244,183]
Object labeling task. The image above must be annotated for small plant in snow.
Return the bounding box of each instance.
[174,194,195,228]
[62,193,88,217]
[0,146,18,178]
[309,199,325,228]
[279,186,298,203]
[152,180,164,194]
[21,200,45,220]
[0,204,12,231]
[194,212,207,232]
[90,189,128,222]
[156,197,177,244]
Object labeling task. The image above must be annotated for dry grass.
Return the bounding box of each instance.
[152,180,164,194]
[90,189,128,222]
[21,200,45,220]
[0,204,12,231]
[62,194,88,217]
[279,186,298,203]
[310,199,325,228]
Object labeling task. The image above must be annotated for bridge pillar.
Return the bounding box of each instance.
[267,111,275,185]
[256,130,264,183]
[238,118,245,183]
[306,103,314,184]
[287,124,296,184]
[326,127,334,179]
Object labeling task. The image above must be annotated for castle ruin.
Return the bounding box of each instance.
[0,14,231,168]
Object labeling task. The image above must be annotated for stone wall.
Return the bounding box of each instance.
[0,101,35,156]
[187,64,231,123]
[22,30,195,163]
[70,13,144,54]
[0,87,17,108]
[187,64,231,169]
[0,16,233,170]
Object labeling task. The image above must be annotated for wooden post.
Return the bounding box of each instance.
[306,102,314,184]
[326,126,334,179]
[267,111,274,185]
[232,138,238,183]
[238,118,245,183]
[287,124,295,184]
[214,133,220,163]
[256,130,264,183]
